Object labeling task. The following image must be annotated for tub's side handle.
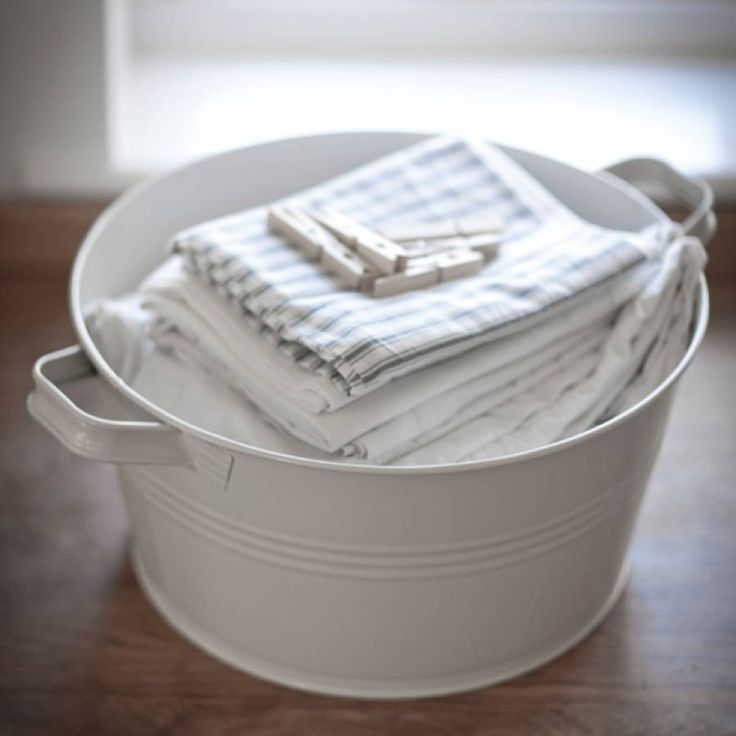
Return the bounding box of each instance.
[28,345,191,466]
[599,157,716,246]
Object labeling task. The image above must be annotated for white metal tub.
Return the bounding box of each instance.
[28,132,714,698]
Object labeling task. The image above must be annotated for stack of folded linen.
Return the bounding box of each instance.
[87,137,705,465]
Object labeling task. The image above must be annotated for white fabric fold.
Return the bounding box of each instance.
[85,294,332,460]
[396,235,705,465]
[87,232,703,466]
[139,253,658,461]
[83,135,706,467]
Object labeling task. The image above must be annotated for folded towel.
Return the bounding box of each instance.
[85,293,332,460]
[138,252,652,460]
[86,231,703,465]
[399,235,704,464]
[85,137,706,466]
[173,137,667,399]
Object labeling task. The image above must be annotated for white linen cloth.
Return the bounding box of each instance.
[399,234,704,464]
[136,253,646,460]
[86,233,704,465]
[86,293,330,460]
[172,137,666,399]
[83,135,707,466]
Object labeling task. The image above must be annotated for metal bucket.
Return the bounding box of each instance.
[28,132,714,698]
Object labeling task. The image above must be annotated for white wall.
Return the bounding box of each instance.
[1,0,734,200]
[0,0,128,197]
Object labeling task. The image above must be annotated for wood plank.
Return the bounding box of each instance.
[1,201,734,284]
[667,206,736,286]
[0,201,106,279]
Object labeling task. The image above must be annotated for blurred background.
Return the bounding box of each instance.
[0,0,735,200]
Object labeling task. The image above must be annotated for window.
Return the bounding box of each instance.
[110,0,736,196]
[2,1,734,197]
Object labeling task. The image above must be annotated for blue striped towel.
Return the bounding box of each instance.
[172,136,664,398]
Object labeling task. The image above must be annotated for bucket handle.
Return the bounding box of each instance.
[28,345,191,465]
[598,158,716,247]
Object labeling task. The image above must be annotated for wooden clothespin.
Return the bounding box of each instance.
[320,238,378,291]
[267,205,328,259]
[268,207,488,297]
[396,232,501,268]
[267,206,378,290]
[373,263,439,298]
[312,207,407,275]
[460,232,502,260]
[432,248,485,280]
[380,214,503,243]
[374,249,484,297]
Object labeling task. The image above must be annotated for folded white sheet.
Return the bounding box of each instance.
[398,235,705,464]
[87,293,605,464]
[86,294,332,460]
[86,231,703,466]
[138,253,655,460]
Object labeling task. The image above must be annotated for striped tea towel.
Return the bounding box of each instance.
[173,136,668,398]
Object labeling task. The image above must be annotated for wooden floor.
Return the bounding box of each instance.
[1,204,735,735]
